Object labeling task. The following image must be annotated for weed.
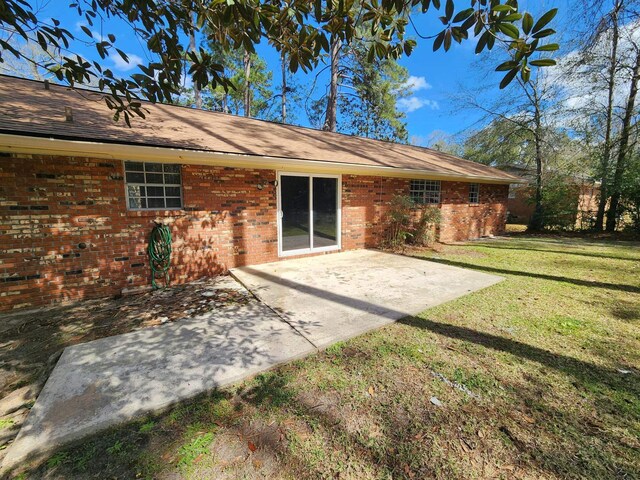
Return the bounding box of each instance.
[177,432,214,469]
[0,418,14,429]
[46,451,69,469]
[106,440,124,455]
[139,420,156,434]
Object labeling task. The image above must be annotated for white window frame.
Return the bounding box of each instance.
[123,161,183,211]
[277,172,342,258]
[469,183,480,204]
[410,179,441,204]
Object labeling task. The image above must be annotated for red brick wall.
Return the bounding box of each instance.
[507,185,536,225]
[438,181,508,242]
[341,175,409,249]
[0,154,507,311]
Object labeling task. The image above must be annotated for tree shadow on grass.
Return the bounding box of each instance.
[20,314,640,479]
[469,243,640,263]
[417,256,640,295]
[12,252,640,478]
[398,316,640,404]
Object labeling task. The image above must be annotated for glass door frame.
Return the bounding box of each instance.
[276,171,342,257]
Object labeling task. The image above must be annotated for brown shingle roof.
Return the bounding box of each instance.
[0,75,517,182]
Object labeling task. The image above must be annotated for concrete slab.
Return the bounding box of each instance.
[3,250,502,473]
[1,279,315,472]
[231,250,503,349]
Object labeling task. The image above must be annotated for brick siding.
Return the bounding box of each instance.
[0,153,507,311]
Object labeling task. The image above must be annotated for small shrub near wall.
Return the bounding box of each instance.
[411,205,442,246]
[384,195,415,249]
[383,195,441,250]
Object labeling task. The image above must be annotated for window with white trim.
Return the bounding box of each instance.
[508,187,516,199]
[469,183,479,204]
[410,180,441,204]
[124,161,182,210]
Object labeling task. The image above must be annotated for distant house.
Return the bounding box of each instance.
[0,75,518,311]
[501,165,600,229]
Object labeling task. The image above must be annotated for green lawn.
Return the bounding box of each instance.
[26,236,640,479]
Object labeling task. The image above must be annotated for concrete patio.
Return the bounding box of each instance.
[2,250,502,472]
[231,250,504,349]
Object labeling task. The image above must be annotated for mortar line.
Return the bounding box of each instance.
[228,271,320,351]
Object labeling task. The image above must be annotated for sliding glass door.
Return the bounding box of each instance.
[278,173,340,256]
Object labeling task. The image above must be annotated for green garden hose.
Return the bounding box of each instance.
[148,222,172,289]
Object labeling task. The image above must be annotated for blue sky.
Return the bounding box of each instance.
[24,0,570,146]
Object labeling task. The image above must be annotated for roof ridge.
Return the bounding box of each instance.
[0,74,519,182]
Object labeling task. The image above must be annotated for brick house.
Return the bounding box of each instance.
[0,76,517,311]
[502,166,601,229]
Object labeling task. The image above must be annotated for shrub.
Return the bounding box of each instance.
[384,195,415,249]
[383,195,441,249]
[411,205,442,246]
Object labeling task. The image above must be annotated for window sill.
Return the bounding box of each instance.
[125,209,188,217]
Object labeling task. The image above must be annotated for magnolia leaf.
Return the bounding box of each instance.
[533,28,555,39]
[536,43,559,51]
[522,12,533,35]
[496,60,518,71]
[498,23,519,40]
[532,8,558,34]
[529,58,556,67]
[499,68,518,89]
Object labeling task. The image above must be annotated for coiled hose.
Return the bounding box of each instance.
[148,222,172,289]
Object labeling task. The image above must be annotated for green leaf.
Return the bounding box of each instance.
[502,13,522,22]
[475,31,489,54]
[529,58,556,67]
[80,25,93,38]
[433,31,445,51]
[453,8,473,23]
[492,5,515,12]
[499,68,518,89]
[496,60,518,71]
[536,43,559,51]
[522,12,533,35]
[533,28,555,39]
[498,23,519,39]
[444,29,452,51]
[445,0,454,20]
[532,8,558,34]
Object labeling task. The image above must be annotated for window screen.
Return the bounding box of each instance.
[469,183,479,204]
[124,161,182,210]
[410,180,441,204]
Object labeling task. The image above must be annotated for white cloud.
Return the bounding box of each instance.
[111,53,143,72]
[403,75,432,92]
[76,21,141,72]
[398,96,440,113]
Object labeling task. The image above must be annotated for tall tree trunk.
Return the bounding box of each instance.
[188,16,202,110]
[528,88,545,231]
[281,52,287,123]
[243,50,251,117]
[606,46,640,231]
[595,1,622,231]
[323,36,340,132]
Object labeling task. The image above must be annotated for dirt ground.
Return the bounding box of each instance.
[0,275,250,462]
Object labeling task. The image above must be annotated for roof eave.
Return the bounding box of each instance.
[0,133,519,184]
